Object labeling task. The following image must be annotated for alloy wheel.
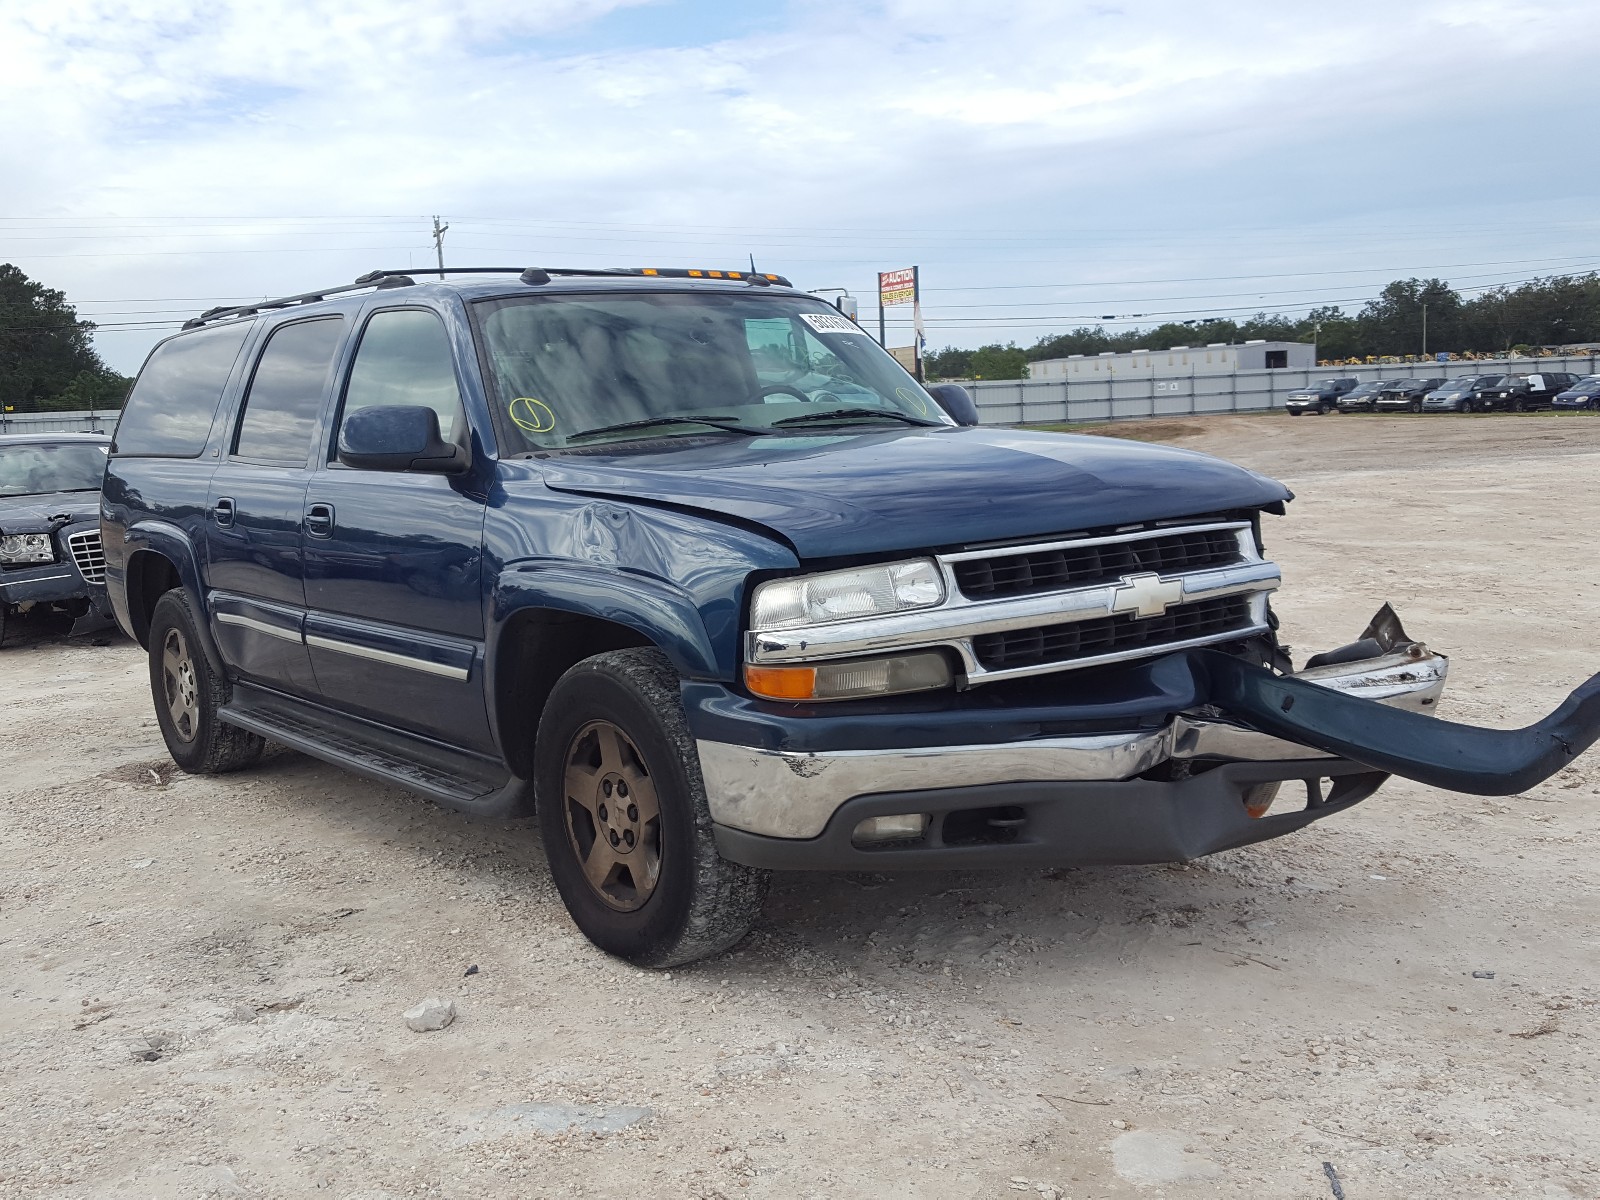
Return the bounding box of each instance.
[160,627,200,742]
[561,720,663,912]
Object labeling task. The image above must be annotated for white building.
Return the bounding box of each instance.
[1028,340,1316,382]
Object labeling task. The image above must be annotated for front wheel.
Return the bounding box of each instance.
[147,590,265,774]
[1410,399,1423,413]
[1460,398,1474,414]
[535,648,769,967]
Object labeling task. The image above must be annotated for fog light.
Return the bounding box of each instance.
[852,813,928,845]
[744,651,952,701]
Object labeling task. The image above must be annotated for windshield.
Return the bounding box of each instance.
[476,292,951,450]
[1311,378,1342,388]
[0,441,108,497]
[1569,379,1600,394]
[1445,377,1478,389]
[1387,379,1420,389]
[1348,382,1384,396]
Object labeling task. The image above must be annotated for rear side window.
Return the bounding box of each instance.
[112,323,252,457]
[233,318,345,464]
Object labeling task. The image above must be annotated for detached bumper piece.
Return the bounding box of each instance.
[715,759,1387,871]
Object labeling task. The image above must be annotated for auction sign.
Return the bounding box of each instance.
[878,267,917,306]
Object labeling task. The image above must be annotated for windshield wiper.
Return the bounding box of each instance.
[565,414,762,443]
[770,407,941,429]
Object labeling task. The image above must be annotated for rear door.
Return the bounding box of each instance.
[301,305,492,753]
[206,316,346,696]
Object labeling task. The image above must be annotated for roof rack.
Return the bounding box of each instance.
[180,265,794,330]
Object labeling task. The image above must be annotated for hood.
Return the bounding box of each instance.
[530,426,1291,560]
[0,491,100,532]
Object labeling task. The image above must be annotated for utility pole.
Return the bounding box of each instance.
[1421,302,1428,358]
[432,215,449,277]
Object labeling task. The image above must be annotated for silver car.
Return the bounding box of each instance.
[1422,373,1505,413]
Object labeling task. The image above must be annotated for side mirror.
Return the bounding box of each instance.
[925,383,981,427]
[338,406,466,474]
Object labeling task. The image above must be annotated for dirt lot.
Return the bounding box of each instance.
[2,413,1597,1200]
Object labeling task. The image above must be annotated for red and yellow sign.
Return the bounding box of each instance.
[878,267,916,306]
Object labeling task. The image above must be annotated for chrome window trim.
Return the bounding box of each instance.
[745,521,1278,686]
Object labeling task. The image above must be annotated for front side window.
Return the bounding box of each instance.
[233,318,345,464]
[476,292,949,451]
[0,441,108,497]
[338,309,465,447]
[113,322,252,458]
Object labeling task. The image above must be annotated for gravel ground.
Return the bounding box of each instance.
[1,413,1596,1200]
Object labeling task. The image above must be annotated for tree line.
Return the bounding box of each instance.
[1,264,132,413]
[925,273,1600,380]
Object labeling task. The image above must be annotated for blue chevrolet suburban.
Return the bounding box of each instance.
[101,267,1600,966]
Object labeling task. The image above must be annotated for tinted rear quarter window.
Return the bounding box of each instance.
[234,318,346,464]
[112,322,253,457]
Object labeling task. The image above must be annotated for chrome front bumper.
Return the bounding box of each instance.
[698,647,1446,840]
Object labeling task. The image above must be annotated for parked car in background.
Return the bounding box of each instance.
[0,433,114,646]
[1476,371,1582,412]
[1551,375,1600,412]
[1422,374,1506,413]
[1335,380,1393,412]
[1374,377,1447,413]
[1283,377,1359,416]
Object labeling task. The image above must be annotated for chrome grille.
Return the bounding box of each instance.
[954,527,1242,600]
[65,528,106,584]
[972,595,1253,671]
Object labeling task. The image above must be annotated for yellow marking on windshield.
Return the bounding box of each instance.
[509,396,557,434]
[896,387,929,416]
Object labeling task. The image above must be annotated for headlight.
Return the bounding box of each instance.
[0,533,55,565]
[750,558,945,630]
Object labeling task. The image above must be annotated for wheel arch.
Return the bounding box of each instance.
[488,567,722,780]
[121,525,226,676]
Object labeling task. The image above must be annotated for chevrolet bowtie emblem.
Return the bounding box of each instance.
[1109,572,1185,620]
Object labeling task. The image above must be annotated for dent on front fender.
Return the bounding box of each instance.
[1191,605,1600,796]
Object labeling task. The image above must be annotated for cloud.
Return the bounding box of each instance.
[3,0,1599,368]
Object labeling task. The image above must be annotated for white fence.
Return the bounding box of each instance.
[0,409,118,435]
[966,353,1600,425]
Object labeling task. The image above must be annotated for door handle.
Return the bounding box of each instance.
[213,497,235,528]
[305,503,335,539]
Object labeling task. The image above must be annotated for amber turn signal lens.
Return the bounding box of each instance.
[744,665,819,700]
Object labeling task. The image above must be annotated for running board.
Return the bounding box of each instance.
[219,685,533,817]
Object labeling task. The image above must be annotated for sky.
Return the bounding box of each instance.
[3,0,1599,374]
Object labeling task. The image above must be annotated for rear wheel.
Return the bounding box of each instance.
[535,648,769,967]
[147,590,265,774]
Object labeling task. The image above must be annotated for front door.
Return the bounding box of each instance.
[302,306,492,753]
[206,316,347,697]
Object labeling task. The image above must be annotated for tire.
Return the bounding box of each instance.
[1511,397,1525,413]
[1289,410,1302,417]
[1460,398,1473,414]
[0,604,7,648]
[535,647,769,967]
[1318,402,1332,415]
[147,590,265,774]
[1410,399,1422,413]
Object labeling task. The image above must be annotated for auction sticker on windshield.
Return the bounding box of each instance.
[799,312,860,336]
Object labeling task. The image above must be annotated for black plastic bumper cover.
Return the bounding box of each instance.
[714,759,1388,871]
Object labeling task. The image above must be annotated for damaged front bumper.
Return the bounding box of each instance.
[694,606,1597,870]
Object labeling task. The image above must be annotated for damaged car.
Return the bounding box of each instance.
[0,432,114,646]
[99,267,1600,967]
